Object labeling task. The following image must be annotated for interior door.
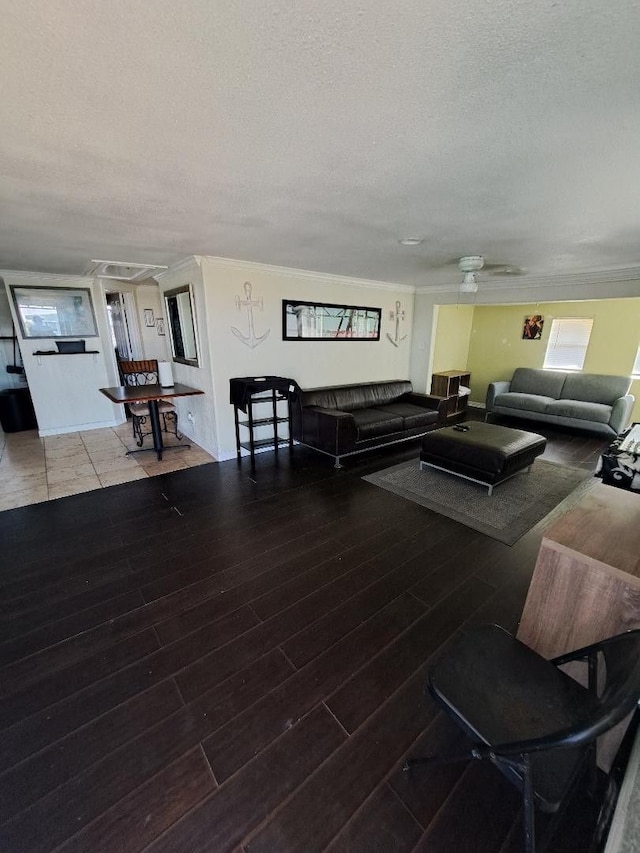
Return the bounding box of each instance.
[105,292,132,360]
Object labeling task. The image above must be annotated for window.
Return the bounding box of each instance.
[543,318,594,371]
[632,345,640,378]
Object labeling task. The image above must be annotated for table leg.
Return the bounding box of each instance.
[125,399,193,460]
[148,400,164,461]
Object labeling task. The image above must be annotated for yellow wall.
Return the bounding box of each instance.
[464,298,640,422]
[431,304,474,378]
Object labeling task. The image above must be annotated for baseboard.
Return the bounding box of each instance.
[39,419,123,436]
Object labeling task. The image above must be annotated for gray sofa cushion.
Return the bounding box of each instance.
[546,399,613,424]
[494,392,556,414]
[372,403,439,430]
[560,373,631,406]
[351,409,403,439]
[510,368,566,398]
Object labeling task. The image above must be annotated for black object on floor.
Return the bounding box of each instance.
[0,387,37,432]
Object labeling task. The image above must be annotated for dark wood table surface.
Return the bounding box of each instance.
[99,382,204,405]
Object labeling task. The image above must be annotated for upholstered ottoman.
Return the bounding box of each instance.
[420,423,546,494]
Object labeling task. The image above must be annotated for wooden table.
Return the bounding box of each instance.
[100,382,204,461]
[517,483,640,659]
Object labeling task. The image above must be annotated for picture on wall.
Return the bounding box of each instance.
[156,318,165,336]
[143,308,155,327]
[522,314,544,340]
[283,299,381,341]
[10,285,99,339]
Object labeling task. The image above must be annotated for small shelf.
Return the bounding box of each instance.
[431,370,471,420]
[33,350,100,356]
[239,437,290,451]
[230,376,297,472]
[239,416,289,428]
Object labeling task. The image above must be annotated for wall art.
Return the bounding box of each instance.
[143,308,155,327]
[522,314,544,340]
[10,285,98,339]
[283,299,381,341]
[386,300,407,347]
[231,281,271,349]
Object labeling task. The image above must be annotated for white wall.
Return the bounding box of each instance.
[198,256,415,460]
[156,258,217,456]
[2,272,124,435]
[134,283,169,361]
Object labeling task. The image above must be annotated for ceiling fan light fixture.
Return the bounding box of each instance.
[459,271,478,293]
[457,255,484,292]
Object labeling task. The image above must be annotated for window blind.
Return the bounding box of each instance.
[543,318,593,371]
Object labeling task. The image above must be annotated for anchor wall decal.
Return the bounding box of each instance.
[231,281,271,349]
[386,300,407,347]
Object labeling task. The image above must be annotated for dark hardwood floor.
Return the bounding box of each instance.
[0,415,611,852]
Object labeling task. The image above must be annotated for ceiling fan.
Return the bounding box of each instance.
[457,256,525,292]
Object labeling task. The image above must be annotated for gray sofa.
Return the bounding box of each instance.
[486,368,634,437]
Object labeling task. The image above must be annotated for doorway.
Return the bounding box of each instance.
[105,292,135,360]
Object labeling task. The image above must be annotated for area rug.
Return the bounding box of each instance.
[363,458,595,545]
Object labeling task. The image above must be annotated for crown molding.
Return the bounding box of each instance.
[196,254,416,294]
[154,256,201,282]
[416,266,640,295]
[0,269,95,285]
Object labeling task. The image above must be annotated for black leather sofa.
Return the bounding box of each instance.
[291,380,446,467]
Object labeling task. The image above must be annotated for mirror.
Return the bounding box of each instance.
[164,284,199,366]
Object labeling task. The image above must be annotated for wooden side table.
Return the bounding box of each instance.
[517,483,640,660]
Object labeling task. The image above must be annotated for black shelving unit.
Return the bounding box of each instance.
[230,376,298,472]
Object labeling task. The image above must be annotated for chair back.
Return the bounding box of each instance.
[557,629,640,749]
[119,360,159,387]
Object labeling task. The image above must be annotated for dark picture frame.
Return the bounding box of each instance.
[282,299,381,341]
[522,314,544,340]
[10,285,99,339]
[143,308,155,327]
[156,317,165,336]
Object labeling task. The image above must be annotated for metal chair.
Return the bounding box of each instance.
[404,624,640,853]
[118,359,181,447]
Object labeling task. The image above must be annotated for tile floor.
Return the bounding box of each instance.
[0,420,215,511]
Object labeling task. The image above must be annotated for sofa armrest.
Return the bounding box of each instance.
[486,381,511,412]
[403,392,449,422]
[609,394,636,435]
[291,405,357,454]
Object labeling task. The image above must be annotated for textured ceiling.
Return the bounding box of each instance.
[1,0,640,286]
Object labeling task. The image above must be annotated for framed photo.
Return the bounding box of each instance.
[282,299,381,341]
[143,308,155,327]
[156,317,165,336]
[522,314,544,340]
[10,285,98,339]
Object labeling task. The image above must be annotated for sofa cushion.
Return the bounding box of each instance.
[351,408,404,440]
[560,373,631,406]
[545,399,612,424]
[371,403,439,430]
[510,368,566,398]
[300,381,412,412]
[494,392,555,414]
